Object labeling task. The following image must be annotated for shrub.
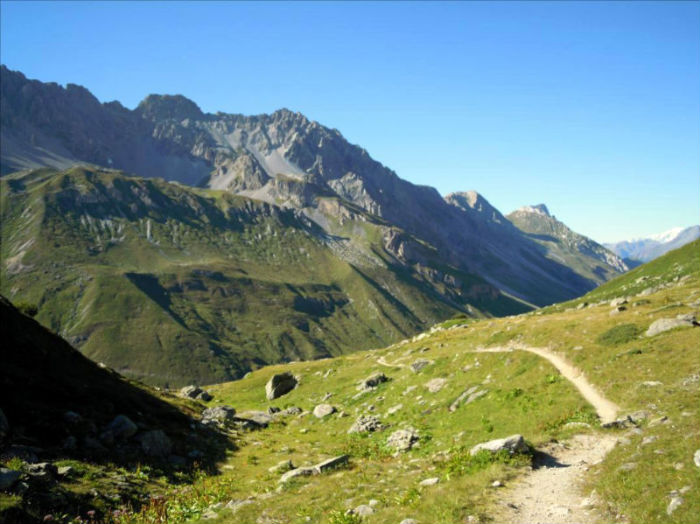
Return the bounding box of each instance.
[596,324,641,346]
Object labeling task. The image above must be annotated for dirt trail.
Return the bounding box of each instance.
[475,345,619,424]
[473,345,621,523]
[493,433,618,524]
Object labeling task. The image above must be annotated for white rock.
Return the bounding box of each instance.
[667,496,683,515]
[419,477,440,486]
[313,404,336,418]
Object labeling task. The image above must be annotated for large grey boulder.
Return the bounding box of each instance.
[348,415,384,434]
[470,434,529,456]
[107,415,138,440]
[265,372,298,400]
[646,315,697,336]
[278,455,349,482]
[387,428,419,452]
[139,430,173,457]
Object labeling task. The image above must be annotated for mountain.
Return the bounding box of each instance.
[0,295,232,523]
[507,204,628,283]
[1,66,630,385]
[1,166,533,387]
[604,225,700,265]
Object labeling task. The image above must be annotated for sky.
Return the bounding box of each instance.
[1,1,698,243]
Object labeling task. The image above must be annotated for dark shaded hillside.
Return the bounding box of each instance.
[0,295,232,522]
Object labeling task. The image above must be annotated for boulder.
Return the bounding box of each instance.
[236,410,273,427]
[179,385,203,399]
[357,372,389,391]
[470,434,529,456]
[348,415,384,434]
[281,406,303,416]
[313,404,336,418]
[265,372,298,400]
[646,315,697,337]
[26,462,57,479]
[202,406,237,426]
[316,455,349,472]
[107,415,138,440]
[139,430,172,457]
[279,466,315,483]
[196,390,213,401]
[387,428,419,452]
[63,411,82,424]
[425,378,447,393]
[0,468,21,490]
[410,359,432,373]
[610,298,628,307]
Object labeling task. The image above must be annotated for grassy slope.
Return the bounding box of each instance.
[134,240,696,524]
[1,167,529,388]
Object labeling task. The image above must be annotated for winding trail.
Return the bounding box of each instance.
[474,345,619,424]
[472,345,621,523]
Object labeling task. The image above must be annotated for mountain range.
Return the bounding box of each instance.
[604,225,700,266]
[0,65,628,386]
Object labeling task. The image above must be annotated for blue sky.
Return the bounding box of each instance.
[1,1,698,242]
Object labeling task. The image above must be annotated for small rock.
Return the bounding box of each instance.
[57,466,74,477]
[313,404,336,418]
[470,435,529,456]
[410,359,432,373]
[281,406,303,416]
[610,298,628,307]
[107,415,138,440]
[196,390,213,402]
[368,499,379,507]
[265,372,298,400]
[179,385,203,399]
[667,496,683,515]
[236,411,273,427]
[694,449,700,467]
[641,381,662,387]
[226,498,255,513]
[279,467,315,483]
[491,480,503,488]
[419,477,440,486]
[353,505,374,516]
[358,373,389,391]
[387,404,403,416]
[26,462,57,479]
[425,378,447,393]
[641,436,657,446]
[387,428,419,452]
[268,460,294,474]
[400,520,418,524]
[348,415,384,434]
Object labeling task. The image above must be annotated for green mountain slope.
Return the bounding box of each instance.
[1,167,529,387]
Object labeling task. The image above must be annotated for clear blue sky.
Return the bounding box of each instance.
[1,1,698,242]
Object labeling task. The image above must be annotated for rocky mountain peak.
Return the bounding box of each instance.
[136,94,205,122]
[515,204,551,217]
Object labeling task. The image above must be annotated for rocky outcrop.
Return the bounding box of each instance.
[645,315,698,337]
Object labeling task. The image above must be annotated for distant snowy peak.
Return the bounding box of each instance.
[647,226,688,244]
[604,225,700,263]
[515,204,551,217]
